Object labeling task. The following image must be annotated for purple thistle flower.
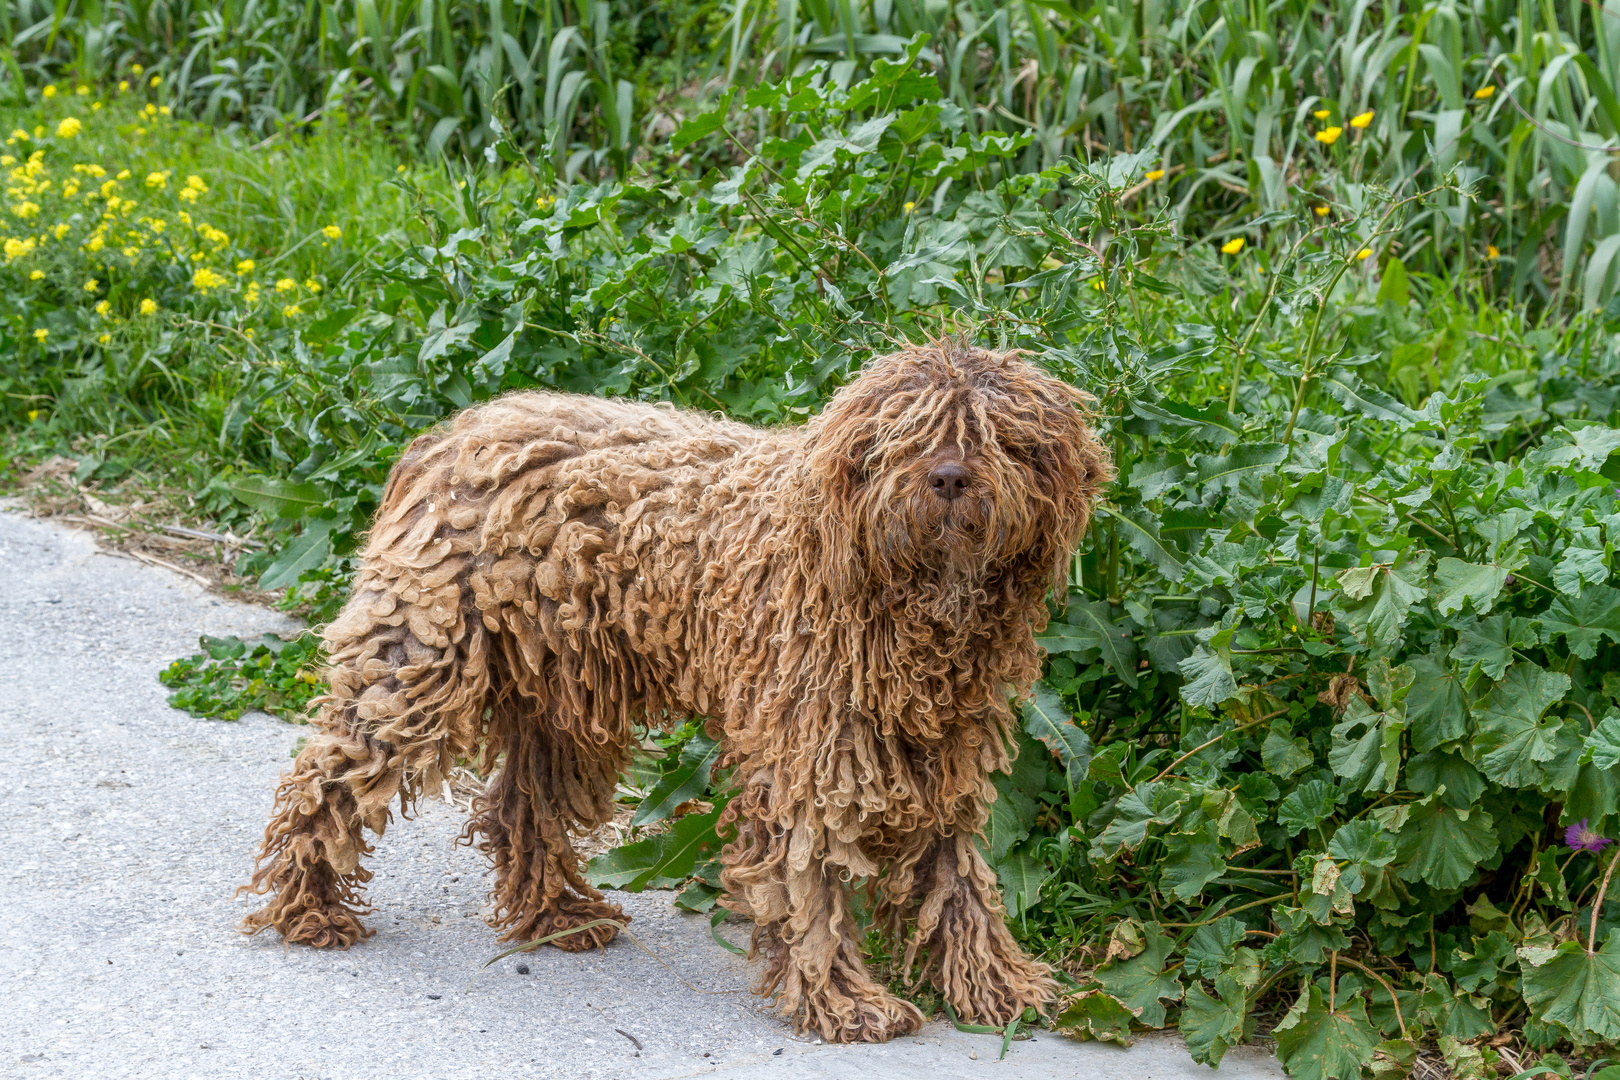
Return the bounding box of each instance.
[1565,819,1614,854]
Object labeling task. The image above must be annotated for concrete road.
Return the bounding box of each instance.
[0,509,1284,1080]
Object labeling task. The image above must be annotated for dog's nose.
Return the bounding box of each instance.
[928,463,970,501]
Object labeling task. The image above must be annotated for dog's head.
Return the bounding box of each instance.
[805,340,1111,607]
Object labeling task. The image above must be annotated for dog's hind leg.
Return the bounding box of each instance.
[464,692,629,952]
[900,833,1059,1025]
[240,593,488,947]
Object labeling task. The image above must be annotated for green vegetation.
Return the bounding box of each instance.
[12,3,1620,1073]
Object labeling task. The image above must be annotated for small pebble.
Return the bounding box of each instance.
[969,1051,978,1060]
[426,994,441,1000]
[516,963,530,975]
[773,1048,784,1056]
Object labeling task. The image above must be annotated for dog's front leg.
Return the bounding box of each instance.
[908,833,1059,1025]
[724,820,923,1043]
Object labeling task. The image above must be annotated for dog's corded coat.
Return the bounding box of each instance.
[242,341,1110,1042]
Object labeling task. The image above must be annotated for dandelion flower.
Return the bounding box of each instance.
[1145,168,1165,181]
[1316,126,1343,145]
[321,224,342,240]
[275,277,297,293]
[83,278,99,292]
[1474,84,1496,100]
[236,259,256,274]
[1350,110,1374,129]
[282,304,302,317]
[33,328,48,341]
[139,298,158,315]
[1221,237,1246,255]
[29,269,44,280]
[56,117,83,139]
[191,267,227,291]
[42,86,57,100]
[95,300,111,317]
[1356,248,1372,260]
[1566,819,1613,853]
[1313,108,1330,120]
[1488,244,1501,259]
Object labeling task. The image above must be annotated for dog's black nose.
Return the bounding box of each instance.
[928,463,970,501]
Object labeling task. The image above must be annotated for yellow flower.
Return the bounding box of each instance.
[1487,244,1501,259]
[98,333,110,344]
[4,236,37,261]
[76,85,90,96]
[132,64,144,75]
[1313,109,1330,120]
[1356,248,1373,260]
[83,278,99,293]
[149,75,161,88]
[1314,205,1330,216]
[244,285,260,305]
[1091,279,1104,291]
[1145,169,1165,181]
[0,155,11,167]
[119,81,130,93]
[1474,84,1496,100]
[303,279,321,293]
[84,234,104,253]
[92,102,102,113]
[32,126,43,139]
[1221,237,1246,255]
[11,200,40,219]
[244,328,255,340]
[33,328,48,341]
[146,171,167,189]
[56,117,83,139]
[9,129,27,142]
[122,246,140,259]
[140,298,158,315]
[116,169,130,180]
[1350,110,1374,129]
[95,299,111,317]
[903,201,916,213]
[61,180,79,198]
[321,224,343,240]
[191,267,227,291]
[42,86,57,99]
[275,277,297,293]
[177,211,190,225]
[282,304,302,317]
[236,259,256,274]
[157,106,171,117]
[29,269,43,280]
[397,165,407,173]
[1316,126,1343,145]
[27,410,38,421]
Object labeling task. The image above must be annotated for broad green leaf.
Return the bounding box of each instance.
[584,808,723,890]
[1037,600,1138,688]
[1542,584,1620,660]
[1586,710,1620,770]
[1021,684,1093,788]
[631,732,721,827]
[1432,557,1514,615]
[997,847,1053,918]
[1053,990,1135,1045]
[1093,782,1188,857]
[1093,925,1184,1028]
[1179,644,1236,708]
[1520,932,1620,1042]
[1277,905,1351,962]
[1329,696,1404,794]
[1406,652,1469,752]
[1263,721,1315,778]
[1193,443,1289,487]
[1417,974,1495,1040]
[1405,751,1485,810]
[257,517,337,590]
[1272,983,1379,1080]
[669,88,737,150]
[1334,558,1428,653]
[1101,504,1186,579]
[1185,917,1247,978]
[1320,366,1423,429]
[1160,828,1227,902]
[228,475,327,518]
[1395,800,1499,890]
[1452,614,1539,681]
[1329,819,1398,868]
[1182,979,1247,1067]
[1473,663,1577,788]
[1277,778,1340,836]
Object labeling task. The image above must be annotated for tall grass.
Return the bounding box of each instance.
[9,0,1620,309]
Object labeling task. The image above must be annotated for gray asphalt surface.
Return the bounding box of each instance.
[0,508,1285,1080]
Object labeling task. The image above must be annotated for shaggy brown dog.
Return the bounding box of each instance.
[241,340,1110,1042]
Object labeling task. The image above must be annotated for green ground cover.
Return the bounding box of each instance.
[10,4,1620,1074]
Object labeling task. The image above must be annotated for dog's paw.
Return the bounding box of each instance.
[809,985,926,1043]
[497,896,629,952]
[944,956,1059,1027]
[244,901,372,949]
